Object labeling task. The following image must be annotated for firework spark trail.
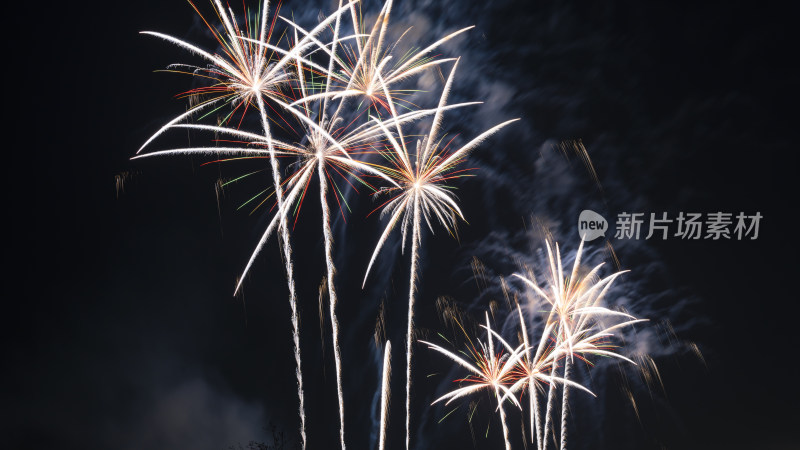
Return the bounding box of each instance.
[525,318,564,450]
[324,0,344,114]
[542,371,558,450]
[557,245,574,450]
[515,304,542,450]
[318,155,348,450]
[486,313,513,450]
[257,43,308,450]
[532,381,541,450]
[529,374,540,449]
[535,247,580,450]
[257,92,307,450]
[248,5,308,438]
[405,198,420,450]
[379,341,392,450]
[281,62,353,445]
[289,32,368,446]
[559,357,571,450]
[348,0,362,56]
[497,385,512,450]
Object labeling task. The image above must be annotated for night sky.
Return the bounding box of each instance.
[6,1,798,449]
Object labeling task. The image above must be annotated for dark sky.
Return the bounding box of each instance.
[5,1,798,449]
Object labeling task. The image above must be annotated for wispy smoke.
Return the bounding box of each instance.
[122,376,269,450]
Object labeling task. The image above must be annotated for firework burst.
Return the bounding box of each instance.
[289,0,472,117]
[422,239,646,450]
[137,0,356,154]
[363,58,517,449]
[509,240,646,450]
[422,312,525,450]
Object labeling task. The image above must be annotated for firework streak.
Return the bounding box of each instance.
[379,341,392,450]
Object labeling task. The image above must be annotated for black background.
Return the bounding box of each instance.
[5,0,798,449]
